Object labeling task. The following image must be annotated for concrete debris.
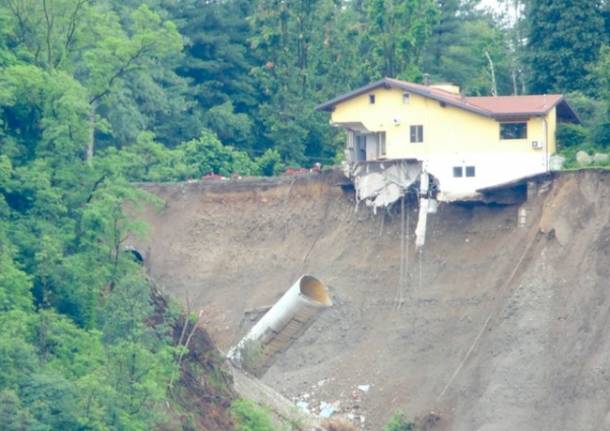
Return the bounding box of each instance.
[290,380,371,428]
[349,160,421,211]
[296,401,310,413]
[593,153,609,163]
[319,401,339,418]
[347,160,437,249]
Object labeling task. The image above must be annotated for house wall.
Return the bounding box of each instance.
[330,88,557,198]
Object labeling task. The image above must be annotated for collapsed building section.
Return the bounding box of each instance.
[345,159,438,248]
[347,160,421,209]
[318,77,580,247]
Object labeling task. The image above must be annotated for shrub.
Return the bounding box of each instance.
[556,123,588,149]
[179,131,259,177]
[592,120,610,149]
[255,149,285,176]
[383,411,416,431]
[239,339,265,375]
[230,398,276,431]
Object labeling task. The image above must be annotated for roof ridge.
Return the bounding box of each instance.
[316,79,575,122]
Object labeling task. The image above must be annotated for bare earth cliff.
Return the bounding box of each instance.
[136,170,609,431]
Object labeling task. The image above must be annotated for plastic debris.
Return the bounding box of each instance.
[357,384,370,393]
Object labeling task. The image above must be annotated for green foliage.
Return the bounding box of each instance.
[383,411,416,431]
[256,149,285,176]
[592,45,610,148]
[1,0,610,428]
[427,13,512,95]
[0,251,32,312]
[231,398,277,431]
[564,92,605,128]
[526,0,605,94]
[0,6,184,421]
[204,101,255,150]
[169,0,259,150]
[592,122,610,149]
[557,124,588,149]
[0,390,44,431]
[179,131,259,177]
[362,0,438,80]
[239,339,265,374]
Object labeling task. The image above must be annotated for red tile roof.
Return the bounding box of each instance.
[465,94,564,116]
[316,78,580,123]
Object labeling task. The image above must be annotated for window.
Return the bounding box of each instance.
[453,166,463,177]
[466,166,476,177]
[403,93,410,104]
[379,132,386,157]
[369,94,376,104]
[500,122,527,139]
[410,125,423,143]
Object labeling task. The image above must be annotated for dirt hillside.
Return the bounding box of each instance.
[136,170,609,431]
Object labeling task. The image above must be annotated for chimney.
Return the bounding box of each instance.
[430,83,461,95]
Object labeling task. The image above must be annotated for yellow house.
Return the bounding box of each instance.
[317,78,579,200]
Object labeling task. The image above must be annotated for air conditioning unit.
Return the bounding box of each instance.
[531,140,543,150]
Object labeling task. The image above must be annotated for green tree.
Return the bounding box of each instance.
[167,0,260,151]
[592,45,610,148]
[526,0,605,94]
[424,0,461,75]
[249,0,350,164]
[0,390,44,431]
[1,1,183,160]
[362,0,437,80]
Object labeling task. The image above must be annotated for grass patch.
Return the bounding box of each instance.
[231,398,277,431]
[383,411,416,431]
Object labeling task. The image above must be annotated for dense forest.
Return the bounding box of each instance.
[0,0,609,430]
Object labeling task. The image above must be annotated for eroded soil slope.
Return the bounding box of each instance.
[136,171,609,431]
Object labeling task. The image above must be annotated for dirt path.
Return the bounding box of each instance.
[135,170,610,431]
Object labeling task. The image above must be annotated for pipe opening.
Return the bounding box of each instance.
[124,247,144,264]
[299,275,332,306]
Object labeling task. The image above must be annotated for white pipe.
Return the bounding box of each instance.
[543,117,549,172]
[229,275,332,375]
[415,198,429,249]
[415,171,430,249]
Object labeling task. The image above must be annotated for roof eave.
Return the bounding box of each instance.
[316,77,494,118]
[315,79,391,111]
[555,97,582,124]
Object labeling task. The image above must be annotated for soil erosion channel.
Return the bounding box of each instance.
[136,170,610,431]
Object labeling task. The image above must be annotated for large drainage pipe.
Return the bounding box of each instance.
[228,275,332,376]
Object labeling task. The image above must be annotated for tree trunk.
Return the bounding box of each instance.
[87,101,97,165]
[485,51,498,96]
[511,62,518,95]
